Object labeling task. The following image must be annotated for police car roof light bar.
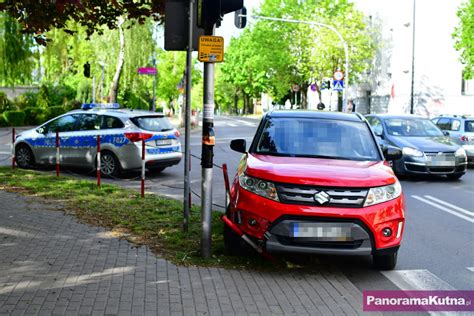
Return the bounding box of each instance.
[81,103,120,110]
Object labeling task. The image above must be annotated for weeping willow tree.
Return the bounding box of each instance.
[0,12,36,86]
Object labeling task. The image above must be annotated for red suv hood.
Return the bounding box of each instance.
[243,154,397,187]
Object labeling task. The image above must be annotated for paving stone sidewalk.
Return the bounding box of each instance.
[0,190,366,315]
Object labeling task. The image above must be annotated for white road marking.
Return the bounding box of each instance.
[382,269,456,290]
[412,195,474,223]
[223,117,258,126]
[423,195,474,217]
[467,267,474,272]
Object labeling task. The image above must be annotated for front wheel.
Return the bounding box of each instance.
[15,145,34,169]
[100,151,120,177]
[373,251,398,270]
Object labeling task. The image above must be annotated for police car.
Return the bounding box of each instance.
[14,104,182,176]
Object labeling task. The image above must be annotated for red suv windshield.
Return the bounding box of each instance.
[253,117,381,161]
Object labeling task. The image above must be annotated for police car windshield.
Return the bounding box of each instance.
[131,116,174,132]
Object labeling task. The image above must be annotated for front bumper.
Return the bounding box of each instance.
[395,155,467,175]
[228,185,405,255]
[265,218,373,255]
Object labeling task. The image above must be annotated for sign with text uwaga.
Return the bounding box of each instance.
[198,36,224,63]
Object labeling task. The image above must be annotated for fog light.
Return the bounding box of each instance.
[248,218,257,226]
[382,227,392,237]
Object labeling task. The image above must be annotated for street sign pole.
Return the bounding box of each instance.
[183,0,194,233]
[201,25,216,259]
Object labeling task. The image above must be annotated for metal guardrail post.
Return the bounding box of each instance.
[141,139,145,198]
[97,135,101,187]
[11,128,15,169]
[56,131,60,177]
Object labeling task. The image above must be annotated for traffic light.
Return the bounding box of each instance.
[83,62,90,78]
[234,6,247,29]
[197,0,244,29]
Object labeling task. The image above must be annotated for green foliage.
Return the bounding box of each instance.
[0,12,36,86]
[13,92,37,110]
[45,106,65,121]
[120,88,150,110]
[0,115,6,127]
[219,0,375,107]
[3,110,25,126]
[36,85,51,108]
[453,0,474,79]
[23,107,42,125]
[0,91,14,112]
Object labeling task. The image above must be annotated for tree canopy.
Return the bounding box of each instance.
[453,0,474,79]
[0,0,164,45]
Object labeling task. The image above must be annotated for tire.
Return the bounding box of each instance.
[100,151,120,177]
[373,251,398,270]
[446,173,464,180]
[15,145,35,169]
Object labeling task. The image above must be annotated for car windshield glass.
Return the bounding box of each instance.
[131,116,173,132]
[254,117,380,161]
[385,118,443,137]
[465,120,474,132]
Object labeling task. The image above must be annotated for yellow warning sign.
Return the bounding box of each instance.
[198,36,224,63]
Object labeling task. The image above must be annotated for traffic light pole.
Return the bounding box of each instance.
[183,0,194,233]
[201,24,215,259]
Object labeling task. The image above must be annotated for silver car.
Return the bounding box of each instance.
[14,105,182,176]
[432,114,474,165]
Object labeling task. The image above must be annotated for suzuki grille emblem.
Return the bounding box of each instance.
[314,191,330,205]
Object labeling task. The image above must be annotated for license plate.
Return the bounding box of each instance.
[156,139,172,146]
[426,155,455,166]
[292,223,352,240]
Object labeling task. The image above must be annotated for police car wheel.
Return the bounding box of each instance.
[100,151,120,177]
[15,145,34,169]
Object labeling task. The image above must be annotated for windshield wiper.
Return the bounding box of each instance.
[160,128,174,132]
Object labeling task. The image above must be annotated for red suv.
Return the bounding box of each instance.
[224,110,405,270]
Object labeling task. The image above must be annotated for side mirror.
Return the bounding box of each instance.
[443,131,450,136]
[383,145,402,161]
[230,139,247,153]
[37,127,46,134]
[374,129,384,139]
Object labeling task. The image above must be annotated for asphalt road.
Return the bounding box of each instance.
[0,115,472,295]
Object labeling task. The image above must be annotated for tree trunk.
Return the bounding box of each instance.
[301,85,308,109]
[108,17,125,103]
[233,89,239,114]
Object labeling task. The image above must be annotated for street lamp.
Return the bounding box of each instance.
[248,15,350,110]
[409,0,416,114]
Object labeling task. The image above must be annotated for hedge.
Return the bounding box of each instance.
[0,115,7,127]
[3,111,26,126]
[23,107,43,125]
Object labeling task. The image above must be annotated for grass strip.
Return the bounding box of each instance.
[0,167,284,269]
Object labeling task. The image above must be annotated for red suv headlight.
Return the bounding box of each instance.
[364,181,402,206]
[239,174,279,202]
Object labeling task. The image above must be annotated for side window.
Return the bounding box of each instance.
[101,116,124,129]
[76,114,99,131]
[451,120,461,131]
[367,117,383,136]
[44,115,78,133]
[436,118,451,130]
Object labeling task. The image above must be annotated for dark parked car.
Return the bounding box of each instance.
[366,114,467,179]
